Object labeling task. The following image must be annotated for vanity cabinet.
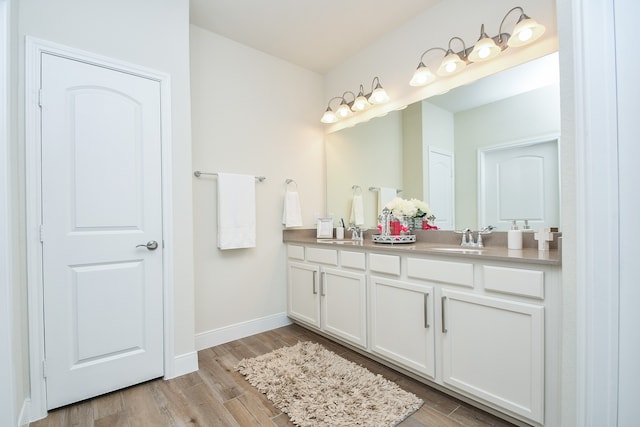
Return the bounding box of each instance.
[370,276,435,379]
[285,241,559,426]
[441,289,544,423]
[287,245,367,349]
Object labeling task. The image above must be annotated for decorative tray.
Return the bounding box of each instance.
[372,234,416,244]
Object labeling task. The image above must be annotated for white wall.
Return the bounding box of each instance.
[189,25,325,347]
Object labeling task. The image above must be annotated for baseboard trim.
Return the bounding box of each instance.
[195,312,292,351]
[167,351,199,379]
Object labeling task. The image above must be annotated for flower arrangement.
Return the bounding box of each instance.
[383,197,437,232]
[385,197,434,220]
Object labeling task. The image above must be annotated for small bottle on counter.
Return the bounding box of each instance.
[508,220,523,250]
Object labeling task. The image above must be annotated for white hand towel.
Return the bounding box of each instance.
[282,190,303,227]
[377,187,397,214]
[349,194,365,226]
[217,173,256,250]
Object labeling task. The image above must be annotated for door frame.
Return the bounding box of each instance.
[1,1,18,426]
[25,37,175,420]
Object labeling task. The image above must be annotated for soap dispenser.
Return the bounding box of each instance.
[508,220,523,250]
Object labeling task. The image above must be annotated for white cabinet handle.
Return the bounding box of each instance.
[321,272,326,296]
[441,296,448,333]
[424,293,430,329]
[312,271,317,295]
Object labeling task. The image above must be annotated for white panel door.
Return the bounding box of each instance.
[40,53,164,409]
[428,147,454,230]
[479,140,559,231]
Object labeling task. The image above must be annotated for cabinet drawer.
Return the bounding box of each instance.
[306,247,338,265]
[287,244,305,260]
[482,265,544,299]
[369,253,400,276]
[340,250,366,270]
[407,258,473,288]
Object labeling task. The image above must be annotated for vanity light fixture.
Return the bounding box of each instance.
[410,6,546,87]
[436,37,469,76]
[320,76,389,124]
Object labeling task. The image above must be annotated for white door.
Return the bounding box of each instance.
[428,147,454,230]
[40,53,164,409]
[479,139,559,231]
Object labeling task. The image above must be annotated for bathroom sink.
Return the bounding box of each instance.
[430,247,485,254]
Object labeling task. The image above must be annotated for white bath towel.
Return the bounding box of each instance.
[282,190,303,227]
[349,194,365,226]
[377,187,397,214]
[217,173,256,250]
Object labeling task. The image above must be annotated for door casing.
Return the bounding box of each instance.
[25,37,175,421]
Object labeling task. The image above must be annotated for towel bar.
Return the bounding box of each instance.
[369,186,402,194]
[285,178,298,189]
[194,171,266,182]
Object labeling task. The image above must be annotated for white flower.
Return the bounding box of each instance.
[385,197,418,218]
[384,197,435,220]
[410,198,432,218]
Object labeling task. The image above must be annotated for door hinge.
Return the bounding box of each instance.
[39,224,44,242]
[42,360,47,378]
[38,88,43,108]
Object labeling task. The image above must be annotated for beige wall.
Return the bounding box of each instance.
[189,26,325,341]
[326,111,403,228]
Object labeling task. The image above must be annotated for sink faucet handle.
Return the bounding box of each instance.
[479,225,495,234]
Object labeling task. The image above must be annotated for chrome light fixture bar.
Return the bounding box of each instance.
[321,76,389,124]
[410,6,546,87]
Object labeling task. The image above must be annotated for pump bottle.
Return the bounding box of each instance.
[507,220,523,250]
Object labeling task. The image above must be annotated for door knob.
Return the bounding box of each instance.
[136,240,158,250]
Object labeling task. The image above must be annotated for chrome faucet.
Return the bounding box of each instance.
[348,225,364,241]
[457,226,494,247]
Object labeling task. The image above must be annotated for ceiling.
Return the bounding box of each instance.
[189,0,442,74]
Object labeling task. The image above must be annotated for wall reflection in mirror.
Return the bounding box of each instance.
[326,53,561,232]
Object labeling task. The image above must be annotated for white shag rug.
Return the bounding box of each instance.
[235,341,423,427]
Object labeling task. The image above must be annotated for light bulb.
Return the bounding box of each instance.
[409,64,436,87]
[320,109,337,124]
[352,95,369,111]
[336,102,352,118]
[518,28,533,42]
[508,17,545,47]
[437,52,466,76]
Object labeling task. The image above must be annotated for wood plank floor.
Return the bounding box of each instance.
[31,324,517,427]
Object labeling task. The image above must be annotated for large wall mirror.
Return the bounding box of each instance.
[326,52,561,231]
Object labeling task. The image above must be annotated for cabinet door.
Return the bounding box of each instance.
[441,289,544,424]
[370,277,435,379]
[287,262,321,328]
[321,268,367,348]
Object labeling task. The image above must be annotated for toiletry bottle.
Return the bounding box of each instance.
[508,220,523,250]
